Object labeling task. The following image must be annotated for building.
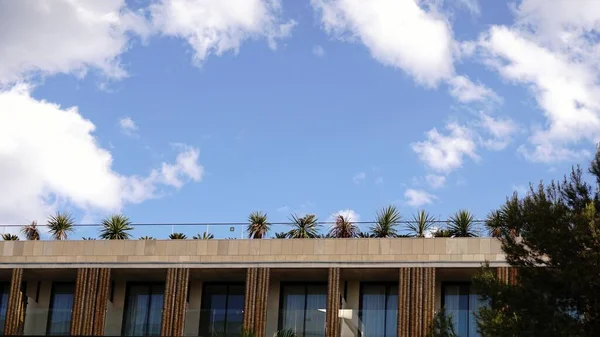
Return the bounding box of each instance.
[0,238,514,337]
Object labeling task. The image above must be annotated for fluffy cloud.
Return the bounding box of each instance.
[150,0,296,65]
[447,75,499,103]
[478,112,518,150]
[0,0,149,84]
[119,117,139,137]
[0,85,203,223]
[352,172,366,184]
[313,45,325,57]
[476,1,600,162]
[425,174,446,189]
[328,209,360,223]
[311,0,455,87]
[404,189,436,207]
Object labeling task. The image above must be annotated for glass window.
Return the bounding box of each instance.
[46,282,75,335]
[279,284,327,337]
[442,283,484,337]
[122,283,165,336]
[0,283,10,331]
[199,283,245,337]
[359,283,398,337]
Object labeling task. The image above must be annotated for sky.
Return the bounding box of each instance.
[1,0,600,239]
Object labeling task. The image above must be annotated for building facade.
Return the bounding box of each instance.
[0,238,512,337]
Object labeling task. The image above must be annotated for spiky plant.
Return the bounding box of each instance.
[407,210,436,238]
[427,310,458,337]
[21,221,40,240]
[138,236,155,240]
[485,209,503,238]
[169,232,187,240]
[1,233,19,241]
[287,214,320,238]
[328,214,359,238]
[193,232,214,239]
[247,211,270,239]
[358,231,374,238]
[448,210,478,237]
[370,205,401,238]
[274,232,288,239]
[99,214,133,240]
[82,237,96,240]
[47,212,75,240]
[274,330,297,337]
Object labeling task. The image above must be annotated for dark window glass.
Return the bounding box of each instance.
[279,284,327,337]
[442,283,485,337]
[0,283,10,331]
[122,283,165,336]
[359,283,398,337]
[46,283,75,335]
[199,283,245,337]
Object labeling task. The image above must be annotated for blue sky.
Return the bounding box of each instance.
[1,0,598,238]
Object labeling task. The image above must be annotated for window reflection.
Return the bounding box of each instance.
[199,283,245,337]
[46,283,75,335]
[359,283,398,337]
[122,283,165,336]
[279,284,327,337]
[442,283,484,337]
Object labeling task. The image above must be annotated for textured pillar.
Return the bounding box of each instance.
[243,268,270,337]
[243,268,258,331]
[398,268,410,337]
[161,268,190,337]
[326,268,341,337]
[398,267,435,337]
[71,268,111,336]
[4,268,24,336]
[422,267,435,335]
[497,267,518,285]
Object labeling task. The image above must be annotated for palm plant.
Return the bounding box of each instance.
[287,214,320,238]
[247,211,270,239]
[169,232,187,239]
[82,237,97,240]
[99,214,133,240]
[47,212,75,240]
[358,231,373,238]
[448,210,478,237]
[21,221,40,240]
[138,236,155,240]
[485,210,503,238]
[328,214,359,238]
[193,232,214,239]
[407,210,436,237]
[274,232,288,239]
[1,233,19,241]
[370,205,401,238]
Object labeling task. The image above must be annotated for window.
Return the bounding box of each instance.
[0,283,9,330]
[199,283,245,337]
[122,283,165,336]
[442,283,485,337]
[46,282,75,335]
[279,284,327,337]
[359,283,398,337]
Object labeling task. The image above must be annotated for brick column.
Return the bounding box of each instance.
[497,267,518,285]
[398,267,435,337]
[71,268,111,336]
[326,267,341,337]
[4,268,25,336]
[161,268,189,337]
[243,268,270,337]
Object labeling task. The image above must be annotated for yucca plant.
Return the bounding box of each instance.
[82,237,96,240]
[408,210,436,238]
[1,233,19,241]
[169,232,187,239]
[328,214,359,238]
[287,214,320,238]
[47,212,75,240]
[247,211,270,239]
[448,210,478,237]
[370,205,401,238]
[274,330,297,337]
[485,210,503,238]
[274,232,288,239]
[193,232,214,239]
[358,231,374,238]
[138,236,155,240]
[21,221,40,240]
[99,214,133,240]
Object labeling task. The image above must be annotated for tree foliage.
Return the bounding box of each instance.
[408,210,435,237]
[328,214,359,238]
[427,310,458,337]
[371,205,401,238]
[99,214,133,240]
[1,233,19,241]
[169,232,187,239]
[473,148,600,336]
[47,212,74,240]
[287,214,320,238]
[247,211,270,239]
[448,210,478,237]
[21,221,40,240]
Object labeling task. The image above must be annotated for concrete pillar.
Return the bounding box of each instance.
[184,280,203,336]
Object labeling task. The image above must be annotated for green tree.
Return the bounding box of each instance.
[82,237,96,240]
[99,214,133,240]
[447,210,478,237]
[138,236,155,240]
[408,210,435,237]
[274,232,288,239]
[472,148,600,336]
[287,214,320,238]
[169,233,187,239]
[193,232,214,239]
[427,310,458,337]
[247,211,270,239]
[358,231,374,238]
[47,212,75,240]
[432,228,453,237]
[21,221,40,240]
[1,233,19,241]
[370,205,401,238]
[328,214,359,238]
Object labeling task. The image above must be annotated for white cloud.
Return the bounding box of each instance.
[411,122,479,173]
[0,84,203,224]
[311,0,455,87]
[0,0,149,84]
[119,117,138,137]
[404,189,436,207]
[425,174,446,189]
[456,0,480,16]
[312,45,325,57]
[447,75,499,103]
[150,0,296,66]
[328,209,360,223]
[478,112,518,150]
[352,172,366,184]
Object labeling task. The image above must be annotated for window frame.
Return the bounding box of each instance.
[121,282,165,337]
[198,282,245,337]
[441,281,481,337]
[46,282,76,336]
[277,282,328,337]
[358,282,398,337]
